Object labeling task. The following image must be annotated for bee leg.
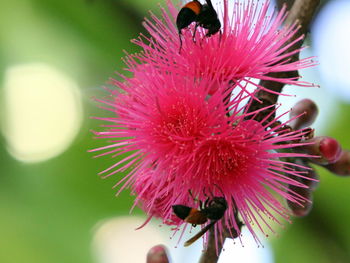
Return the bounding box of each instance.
[203,187,209,198]
[178,31,183,53]
[204,197,210,209]
[199,200,204,210]
[192,23,199,43]
[188,189,199,203]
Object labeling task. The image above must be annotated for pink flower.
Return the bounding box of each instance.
[92,65,312,245]
[91,0,317,246]
[132,0,317,94]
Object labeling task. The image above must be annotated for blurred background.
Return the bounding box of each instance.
[1,0,350,262]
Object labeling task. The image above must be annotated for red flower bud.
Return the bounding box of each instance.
[289,99,318,130]
[147,245,170,263]
[303,136,342,165]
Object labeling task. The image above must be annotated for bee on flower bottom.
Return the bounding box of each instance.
[176,0,221,51]
[172,190,227,246]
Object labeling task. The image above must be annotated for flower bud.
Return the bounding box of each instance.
[147,245,170,263]
[289,99,318,130]
[303,168,320,191]
[287,186,313,217]
[294,159,319,191]
[324,150,350,176]
[302,136,342,165]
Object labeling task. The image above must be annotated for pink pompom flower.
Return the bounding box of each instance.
[91,67,312,245]
[91,0,317,246]
[132,0,317,94]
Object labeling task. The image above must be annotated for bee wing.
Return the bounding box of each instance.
[184,220,216,247]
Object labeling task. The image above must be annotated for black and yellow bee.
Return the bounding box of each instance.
[176,0,221,51]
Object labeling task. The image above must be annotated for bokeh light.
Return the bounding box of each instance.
[92,217,167,263]
[1,63,83,163]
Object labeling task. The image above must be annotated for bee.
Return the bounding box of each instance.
[176,0,221,51]
[172,189,227,246]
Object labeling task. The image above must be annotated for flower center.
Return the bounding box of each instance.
[198,138,247,177]
[153,99,207,148]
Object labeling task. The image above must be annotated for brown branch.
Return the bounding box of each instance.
[198,215,243,263]
[198,227,220,263]
[285,0,321,35]
[247,0,320,123]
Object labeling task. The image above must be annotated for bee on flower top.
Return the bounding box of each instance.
[176,0,221,51]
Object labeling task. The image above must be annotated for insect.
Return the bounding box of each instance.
[172,188,227,246]
[176,0,221,51]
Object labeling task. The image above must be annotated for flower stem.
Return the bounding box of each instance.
[198,212,243,263]
[198,227,220,263]
[246,0,320,121]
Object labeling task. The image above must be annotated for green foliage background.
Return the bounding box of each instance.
[0,0,349,262]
